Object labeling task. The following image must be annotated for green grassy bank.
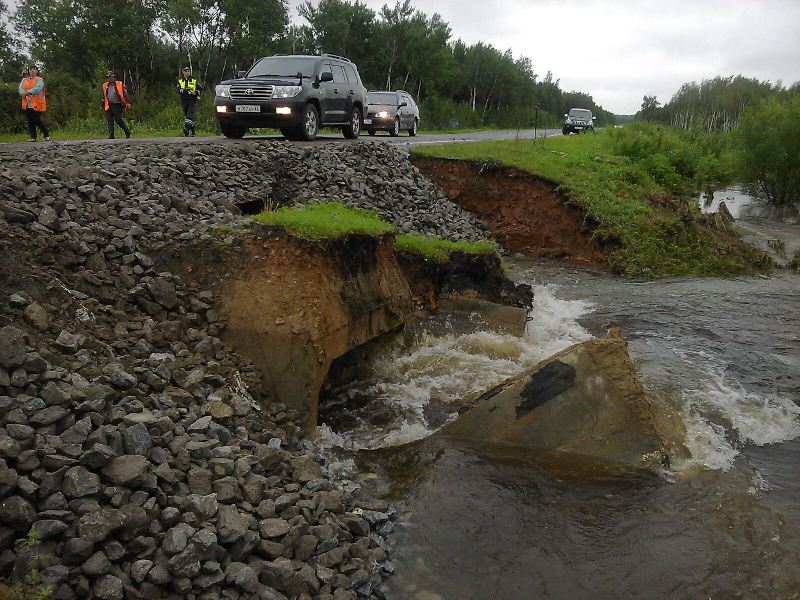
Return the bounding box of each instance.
[413,124,766,277]
[252,201,498,262]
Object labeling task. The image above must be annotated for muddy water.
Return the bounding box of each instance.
[319,190,800,599]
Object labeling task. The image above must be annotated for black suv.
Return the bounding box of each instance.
[214,54,367,141]
[562,108,595,135]
[364,90,420,136]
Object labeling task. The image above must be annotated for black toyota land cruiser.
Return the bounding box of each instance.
[214,54,367,141]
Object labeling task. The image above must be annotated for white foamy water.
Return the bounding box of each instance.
[675,363,800,472]
[319,284,593,450]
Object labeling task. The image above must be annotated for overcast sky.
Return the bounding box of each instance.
[290,0,800,114]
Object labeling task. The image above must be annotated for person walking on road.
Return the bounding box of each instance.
[177,66,203,136]
[18,65,50,142]
[101,71,132,139]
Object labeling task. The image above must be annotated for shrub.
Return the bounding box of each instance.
[736,95,800,205]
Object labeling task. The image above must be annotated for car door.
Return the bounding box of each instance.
[329,64,350,122]
[402,94,414,127]
[318,61,337,122]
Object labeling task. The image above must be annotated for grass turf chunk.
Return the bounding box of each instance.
[395,233,497,262]
[253,202,394,239]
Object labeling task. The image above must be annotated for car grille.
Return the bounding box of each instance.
[230,83,274,101]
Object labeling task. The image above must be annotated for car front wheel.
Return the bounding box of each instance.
[409,119,418,136]
[220,123,247,139]
[562,126,569,136]
[343,107,362,139]
[390,117,400,137]
[299,104,319,141]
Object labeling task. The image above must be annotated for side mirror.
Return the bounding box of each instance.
[399,101,408,107]
[319,71,333,82]
[237,70,247,78]
[564,113,568,118]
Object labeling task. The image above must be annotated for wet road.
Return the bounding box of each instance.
[0,128,561,151]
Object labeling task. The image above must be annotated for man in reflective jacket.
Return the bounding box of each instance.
[101,71,132,139]
[177,66,203,137]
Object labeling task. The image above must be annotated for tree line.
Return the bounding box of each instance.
[636,75,799,132]
[0,0,614,133]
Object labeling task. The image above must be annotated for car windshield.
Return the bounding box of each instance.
[368,92,398,105]
[248,57,317,78]
[569,109,592,120]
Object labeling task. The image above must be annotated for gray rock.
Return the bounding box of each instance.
[80,444,116,469]
[24,302,50,332]
[163,523,195,555]
[216,504,253,544]
[123,423,152,456]
[130,559,153,584]
[31,519,69,540]
[54,330,81,353]
[225,562,260,593]
[102,454,149,486]
[0,495,36,530]
[63,466,101,498]
[77,507,126,543]
[93,574,123,600]
[81,550,112,576]
[148,278,179,310]
[110,370,136,389]
[186,493,219,520]
[0,326,27,369]
[258,518,290,539]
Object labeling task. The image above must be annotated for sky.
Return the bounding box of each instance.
[290,0,800,114]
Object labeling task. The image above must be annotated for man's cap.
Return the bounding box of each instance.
[106,70,115,77]
[182,66,191,71]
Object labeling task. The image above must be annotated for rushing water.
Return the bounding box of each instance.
[319,189,800,599]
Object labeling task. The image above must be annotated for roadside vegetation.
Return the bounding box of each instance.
[252,201,499,262]
[0,0,611,139]
[414,125,767,277]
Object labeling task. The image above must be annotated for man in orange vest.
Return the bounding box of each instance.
[101,70,132,139]
[18,65,50,142]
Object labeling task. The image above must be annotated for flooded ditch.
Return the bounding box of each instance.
[316,188,800,598]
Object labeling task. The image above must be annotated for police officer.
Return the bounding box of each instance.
[177,66,203,136]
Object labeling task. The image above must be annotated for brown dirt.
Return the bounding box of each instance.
[414,157,609,265]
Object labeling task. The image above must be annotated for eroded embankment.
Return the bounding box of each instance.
[413,157,609,265]
[0,140,527,600]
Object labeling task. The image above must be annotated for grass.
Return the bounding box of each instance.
[395,233,497,262]
[413,129,764,277]
[252,201,500,262]
[253,202,394,239]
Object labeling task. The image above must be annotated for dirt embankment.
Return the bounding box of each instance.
[414,157,609,265]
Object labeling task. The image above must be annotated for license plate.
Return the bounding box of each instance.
[235,105,260,113]
[363,118,372,124]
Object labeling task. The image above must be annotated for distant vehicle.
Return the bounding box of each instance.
[214,53,367,141]
[364,90,420,136]
[562,108,595,135]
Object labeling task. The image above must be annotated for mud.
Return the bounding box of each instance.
[413,157,610,264]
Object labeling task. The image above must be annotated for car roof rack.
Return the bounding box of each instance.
[321,53,352,63]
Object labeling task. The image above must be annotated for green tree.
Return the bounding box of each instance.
[0,0,24,82]
[737,95,800,205]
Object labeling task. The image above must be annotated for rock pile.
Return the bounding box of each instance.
[0,140,401,599]
[0,140,488,243]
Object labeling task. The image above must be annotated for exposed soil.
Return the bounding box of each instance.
[414,157,610,265]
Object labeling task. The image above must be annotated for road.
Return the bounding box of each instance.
[0,128,562,151]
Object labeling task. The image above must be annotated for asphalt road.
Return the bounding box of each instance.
[0,128,562,151]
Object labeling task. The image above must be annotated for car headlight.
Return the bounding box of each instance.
[566,118,572,124]
[215,85,231,98]
[376,111,389,118]
[272,86,302,98]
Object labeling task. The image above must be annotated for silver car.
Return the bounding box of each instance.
[364,90,420,136]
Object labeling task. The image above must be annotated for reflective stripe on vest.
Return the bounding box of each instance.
[102,81,126,110]
[178,77,197,93]
[21,77,46,112]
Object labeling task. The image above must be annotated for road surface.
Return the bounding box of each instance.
[0,128,562,151]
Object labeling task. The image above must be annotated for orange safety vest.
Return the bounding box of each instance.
[102,81,128,110]
[21,77,46,112]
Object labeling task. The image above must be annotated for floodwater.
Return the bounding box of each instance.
[318,188,800,599]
